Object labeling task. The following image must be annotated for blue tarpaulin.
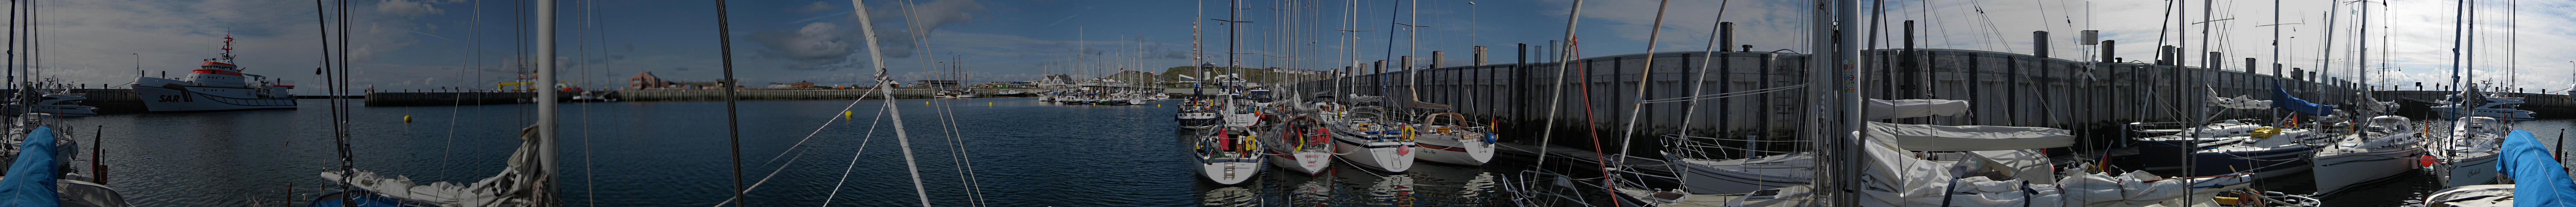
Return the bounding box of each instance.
[0,126,60,207]
[2500,129,2575,207]
[2273,82,2337,116]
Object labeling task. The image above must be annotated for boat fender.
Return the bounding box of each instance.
[2251,127,2281,138]
[1401,125,1416,141]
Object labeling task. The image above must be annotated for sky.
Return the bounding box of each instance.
[20,0,2576,94]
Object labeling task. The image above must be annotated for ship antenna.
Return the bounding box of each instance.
[221,33,235,63]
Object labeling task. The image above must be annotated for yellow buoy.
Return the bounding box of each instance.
[987,102,993,106]
[402,116,412,123]
[842,110,853,119]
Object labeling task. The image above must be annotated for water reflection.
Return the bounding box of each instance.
[1200,187,1257,207]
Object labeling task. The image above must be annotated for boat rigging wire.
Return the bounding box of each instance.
[712,91,878,207]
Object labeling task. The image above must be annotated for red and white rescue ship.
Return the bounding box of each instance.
[131,36,297,113]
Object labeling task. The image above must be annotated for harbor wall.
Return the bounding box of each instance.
[2373,90,2576,118]
[364,92,534,106]
[1288,49,2375,156]
[618,89,939,101]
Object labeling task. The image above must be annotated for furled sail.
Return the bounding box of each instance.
[1864,122,2075,152]
[2209,94,2273,110]
[1864,99,1969,119]
[320,126,540,207]
[2273,82,2336,116]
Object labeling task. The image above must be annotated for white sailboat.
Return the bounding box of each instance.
[1406,113,1494,166]
[2428,86,2535,120]
[2308,116,2424,196]
[3,88,98,117]
[2434,116,2506,188]
[1328,106,1414,173]
[1195,126,1264,185]
[130,36,298,113]
[1262,111,1333,176]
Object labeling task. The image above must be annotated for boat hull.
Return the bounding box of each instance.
[1331,132,1415,173]
[1412,133,1494,166]
[3,104,97,116]
[2311,140,2425,196]
[1200,158,1263,185]
[1177,112,1220,129]
[133,85,296,113]
[2436,154,2501,188]
[1266,151,1333,176]
[1675,154,1814,195]
[2134,139,2315,179]
[2431,106,2536,120]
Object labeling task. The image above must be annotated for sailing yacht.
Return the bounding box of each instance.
[1616,99,2258,206]
[1327,106,1414,173]
[2308,116,2425,196]
[1195,126,1265,185]
[2129,120,2320,179]
[2419,128,2573,207]
[1405,113,1494,166]
[3,88,99,116]
[2434,116,2506,188]
[1264,116,1334,175]
[130,36,299,113]
[1221,97,1260,128]
[1176,99,1221,129]
[2429,87,2537,120]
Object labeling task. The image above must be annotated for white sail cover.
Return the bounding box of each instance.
[2209,94,2273,109]
[1864,99,1969,120]
[320,126,539,207]
[1864,122,2075,152]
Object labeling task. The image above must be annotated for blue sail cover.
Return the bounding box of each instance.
[0,126,60,207]
[2501,130,2575,207]
[2272,82,2336,116]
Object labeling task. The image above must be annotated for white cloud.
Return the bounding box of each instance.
[377,0,444,17]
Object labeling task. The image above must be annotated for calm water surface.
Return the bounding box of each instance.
[72,98,1510,206]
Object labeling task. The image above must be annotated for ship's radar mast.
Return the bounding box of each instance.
[220,34,235,63]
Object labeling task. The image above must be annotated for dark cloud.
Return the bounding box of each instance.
[751,0,987,70]
[748,22,854,70]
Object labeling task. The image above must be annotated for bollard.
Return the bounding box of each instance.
[1472,46,1488,65]
[1431,51,1446,69]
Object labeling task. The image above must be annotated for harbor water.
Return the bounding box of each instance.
[73,98,1525,206]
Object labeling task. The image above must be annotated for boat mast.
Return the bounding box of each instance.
[535,0,561,205]
[846,0,932,206]
[1811,0,1862,204]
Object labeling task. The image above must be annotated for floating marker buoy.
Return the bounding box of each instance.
[402,116,412,123]
[987,102,993,106]
[842,110,853,119]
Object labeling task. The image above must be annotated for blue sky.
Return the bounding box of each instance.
[26,0,2576,94]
